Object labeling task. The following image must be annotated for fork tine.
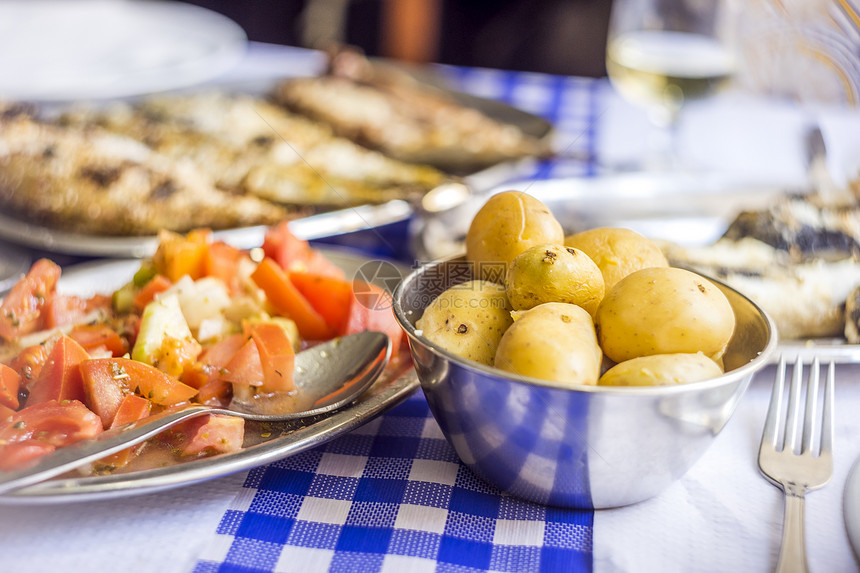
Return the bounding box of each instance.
[821,361,835,455]
[785,357,804,454]
[801,357,820,455]
[761,356,786,450]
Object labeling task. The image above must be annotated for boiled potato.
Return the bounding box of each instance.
[505,244,605,316]
[598,353,724,386]
[564,227,668,291]
[466,190,564,282]
[416,280,513,366]
[595,267,735,363]
[494,302,601,386]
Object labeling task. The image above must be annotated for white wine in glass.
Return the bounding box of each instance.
[605,0,736,167]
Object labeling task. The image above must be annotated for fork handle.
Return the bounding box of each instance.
[776,487,809,573]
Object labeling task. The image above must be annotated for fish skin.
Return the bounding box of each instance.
[721,194,860,262]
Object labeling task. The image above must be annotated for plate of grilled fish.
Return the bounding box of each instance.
[0,49,552,257]
[273,47,554,174]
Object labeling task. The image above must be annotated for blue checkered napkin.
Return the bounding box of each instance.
[192,391,593,573]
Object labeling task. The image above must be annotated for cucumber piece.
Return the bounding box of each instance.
[131,293,194,366]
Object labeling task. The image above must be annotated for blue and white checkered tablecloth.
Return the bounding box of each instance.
[191,64,601,573]
[441,66,602,181]
[193,393,593,573]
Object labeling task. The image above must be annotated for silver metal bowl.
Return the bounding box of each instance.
[393,257,778,509]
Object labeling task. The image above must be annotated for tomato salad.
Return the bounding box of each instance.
[0,223,404,474]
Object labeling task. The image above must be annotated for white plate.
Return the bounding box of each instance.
[0,0,247,101]
[0,249,419,503]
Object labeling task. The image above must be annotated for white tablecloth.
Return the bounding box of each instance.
[594,363,860,573]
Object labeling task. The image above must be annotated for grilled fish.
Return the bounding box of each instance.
[0,105,288,236]
[721,191,860,262]
[272,48,553,172]
[61,91,452,208]
[661,184,860,341]
[660,236,860,339]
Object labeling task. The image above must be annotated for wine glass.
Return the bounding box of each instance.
[605,0,736,170]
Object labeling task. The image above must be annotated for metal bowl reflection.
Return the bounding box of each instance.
[393,256,777,509]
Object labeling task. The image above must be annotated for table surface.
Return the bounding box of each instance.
[2,41,860,573]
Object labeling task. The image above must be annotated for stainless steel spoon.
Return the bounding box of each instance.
[0,330,391,495]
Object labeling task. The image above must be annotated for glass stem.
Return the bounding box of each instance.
[645,106,681,170]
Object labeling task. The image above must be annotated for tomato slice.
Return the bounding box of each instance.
[0,441,56,471]
[204,241,245,293]
[0,258,61,340]
[109,394,152,429]
[26,335,90,406]
[247,323,295,393]
[81,360,127,428]
[0,363,21,409]
[221,338,263,386]
[86,293,113,313]
[132,274,172,311]
[0,399,102,471]
[289,273,353,335]
[262,221,344,279]
[80,358,198,407]
[41,293,89,330]
[175,414,244,456]
[69,324,128,357]
[195,375,232,407]
[251,258,333,340]
[198,333,246,369]
[93,394,154,470]
[344,282,404,358]
[0,401,15,422]
[0,399,102,447]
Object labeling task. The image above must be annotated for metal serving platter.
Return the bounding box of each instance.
[0,199,415,258]
[0,68,552,258]
[411,172,860,364]
[0,248,420,504]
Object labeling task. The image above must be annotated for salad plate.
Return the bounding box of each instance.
[0,248,420,504]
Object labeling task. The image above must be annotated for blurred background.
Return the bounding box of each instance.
[183,0,614,77]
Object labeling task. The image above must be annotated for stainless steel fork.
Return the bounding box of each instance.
[758,357,835,573]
